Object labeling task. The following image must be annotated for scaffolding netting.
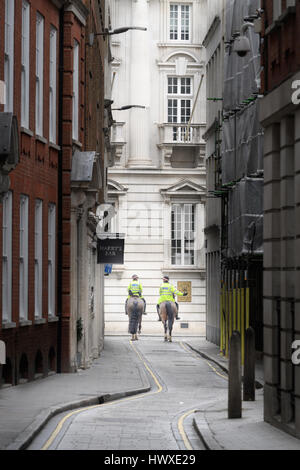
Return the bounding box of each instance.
[220,0,264,258]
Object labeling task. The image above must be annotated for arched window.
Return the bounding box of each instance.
[19,354,29,382]
[34,350,43,376]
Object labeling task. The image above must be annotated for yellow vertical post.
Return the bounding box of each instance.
[237,285,241,333]
[225,274,229,358]
[241,287,245,366]
[220,287,224,354]
[229,272,233,340]
[246,287,250,330]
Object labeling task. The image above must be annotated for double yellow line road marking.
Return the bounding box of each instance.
[41,340,226,451]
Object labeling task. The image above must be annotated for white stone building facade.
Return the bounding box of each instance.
[104,0,207,336]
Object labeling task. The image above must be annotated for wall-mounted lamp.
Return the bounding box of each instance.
[111,105,146,111]
[89,27,147,46]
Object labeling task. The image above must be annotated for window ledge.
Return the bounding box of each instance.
[19,319,32,327]
[265,7,296,36]
[1,321,16,330]
[163,266,205,273]
[48,315,59,323]
[34,317,46,325]
[49,142,61,151]
[20,127,34,137]
[72,139,82,149]
[157,42,202,49]
[35,134,48,145]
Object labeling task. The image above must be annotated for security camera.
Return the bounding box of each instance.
[233,35,251,57]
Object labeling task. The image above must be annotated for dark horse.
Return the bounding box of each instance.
[126,296,144,341]
[159,301,177,342]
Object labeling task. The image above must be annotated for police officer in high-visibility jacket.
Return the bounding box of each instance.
[125,274,146,314]
[156,275,187,321]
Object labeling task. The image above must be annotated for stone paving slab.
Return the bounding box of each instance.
[0,338,150,450]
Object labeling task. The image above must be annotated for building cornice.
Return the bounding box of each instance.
[64,0,89,25]
[202,15,221,48]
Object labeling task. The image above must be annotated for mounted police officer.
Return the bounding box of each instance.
[125,274,147,315]
[156,275,187,321]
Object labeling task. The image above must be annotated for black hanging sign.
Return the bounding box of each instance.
[97,237,125,264]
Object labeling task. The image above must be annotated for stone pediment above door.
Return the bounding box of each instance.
[160,179,206,203]
[107,179,128,196]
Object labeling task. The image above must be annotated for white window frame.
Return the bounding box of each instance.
[4,0,15,113]
[34,199,43,319]
[169,3,191,42]
[19,195,29,321]
[72,40,79,141]
[2,191,12,323]
[171,203,195,266]
[167,76,193,142]
[36,13,44,137]
[49,27,57,144]
[48,203,56,317]
[21,1,30,128]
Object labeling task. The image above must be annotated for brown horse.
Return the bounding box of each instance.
[126,296,144,341]
[159,301,177,342]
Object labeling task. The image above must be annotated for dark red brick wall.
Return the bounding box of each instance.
[59,8,86,373]
[0,0,60,384]
[262,0,300,93]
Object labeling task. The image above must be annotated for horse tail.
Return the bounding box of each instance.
[129,300,139,335]
[165,301,174,330]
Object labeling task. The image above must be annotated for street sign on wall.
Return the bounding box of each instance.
[177,281,192,302]
[97,237,125,264]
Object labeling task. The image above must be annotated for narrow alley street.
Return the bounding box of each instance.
[27,337,227,451]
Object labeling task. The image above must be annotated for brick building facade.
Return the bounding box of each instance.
[260,0,300,438]
[0,0,109,384]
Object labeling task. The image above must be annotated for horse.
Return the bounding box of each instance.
[126,296,144,341]
[159,301,177,342]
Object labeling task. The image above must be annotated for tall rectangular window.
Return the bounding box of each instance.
[72,40,79,141]
[36,13,44,137]
[2,192,12,323]
[49,27,57,143]
[167,76,192,141]
[4,0,15,112]
[273,0,282,20]
[170,4,191,41]
[35,199,43,318]
[19,195,29,320]
[48,204,56,316]
[21,1,30,128]
[171,203,195,266]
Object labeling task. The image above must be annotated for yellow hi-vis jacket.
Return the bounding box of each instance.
[127,281,143,299]
[157,282,184,305]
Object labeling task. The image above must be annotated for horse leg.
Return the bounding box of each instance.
[163,321,168,342]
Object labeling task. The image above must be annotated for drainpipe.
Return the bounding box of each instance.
[57,5,65,373]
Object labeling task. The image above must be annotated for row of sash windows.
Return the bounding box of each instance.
[2,193,56,324]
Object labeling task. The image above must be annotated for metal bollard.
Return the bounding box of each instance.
[243,327,255,401]
[228,331,242,419]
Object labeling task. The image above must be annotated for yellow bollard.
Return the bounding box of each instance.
[241,288,245,365]
[246,287,250,330]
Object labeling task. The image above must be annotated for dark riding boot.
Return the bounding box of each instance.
[143,298,147,315]
[125,299,128,315]
[156,304,162,321]
[175,302,180,320]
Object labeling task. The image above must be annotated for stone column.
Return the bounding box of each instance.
[128,0,152,167]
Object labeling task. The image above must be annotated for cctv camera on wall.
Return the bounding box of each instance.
[233,35,251,57]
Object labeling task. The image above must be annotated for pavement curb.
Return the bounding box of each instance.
[192,412,224,451]
[5,385,151,450]
[185,342,264,389]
